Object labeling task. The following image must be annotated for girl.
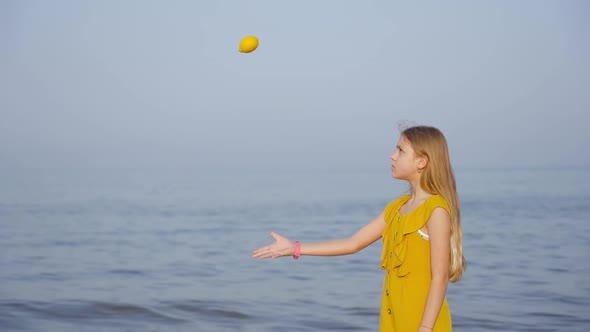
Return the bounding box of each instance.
[252,125,466,332]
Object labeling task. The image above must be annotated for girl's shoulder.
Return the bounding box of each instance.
[423,194,451,215]
[387,195,412,209]
[383,195,411,219]
[383,194,450,221]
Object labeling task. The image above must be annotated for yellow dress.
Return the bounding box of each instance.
[379,195,452,332]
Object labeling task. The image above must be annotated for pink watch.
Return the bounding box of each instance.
[293,241,301,260]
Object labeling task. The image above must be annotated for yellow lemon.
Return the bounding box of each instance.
[239,35,259,53]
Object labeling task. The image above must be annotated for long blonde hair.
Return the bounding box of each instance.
[402,125,466,282]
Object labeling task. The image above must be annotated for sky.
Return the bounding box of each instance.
[1,1,589,172]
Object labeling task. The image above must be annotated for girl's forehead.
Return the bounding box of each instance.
[397,136,412,148]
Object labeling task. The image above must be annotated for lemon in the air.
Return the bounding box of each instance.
[239,35,259,53]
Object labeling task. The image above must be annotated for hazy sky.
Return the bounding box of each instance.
[1,1,589,171]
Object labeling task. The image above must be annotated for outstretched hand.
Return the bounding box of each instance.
[251,231,295,259]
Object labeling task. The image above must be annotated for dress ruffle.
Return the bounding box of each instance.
[380,195,450,277]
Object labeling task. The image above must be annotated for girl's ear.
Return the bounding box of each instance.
[417,155,429,170]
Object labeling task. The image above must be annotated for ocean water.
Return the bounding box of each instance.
[0,167,589,332]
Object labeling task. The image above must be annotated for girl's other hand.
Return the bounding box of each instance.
[251,231,295,259]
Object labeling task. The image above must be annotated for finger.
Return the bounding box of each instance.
[270,231,281,241]
[252,245,273,254]
[252,249,271,258]
[254,250,275,259]
[252,246,275,258]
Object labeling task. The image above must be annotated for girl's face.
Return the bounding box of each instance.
[390,135,421,180]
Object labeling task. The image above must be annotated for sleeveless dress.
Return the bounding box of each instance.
[379,195,453,332]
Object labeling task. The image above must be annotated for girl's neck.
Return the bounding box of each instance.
[408,179,431,201]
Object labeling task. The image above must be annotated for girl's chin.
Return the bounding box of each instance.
[391,169,405,180]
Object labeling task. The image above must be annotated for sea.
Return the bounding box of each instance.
[1,167,589,332]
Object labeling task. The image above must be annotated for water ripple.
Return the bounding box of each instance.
[166,300,253,320]
[0,300,185,324]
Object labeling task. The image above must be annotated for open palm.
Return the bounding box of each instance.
[251,231,294,259]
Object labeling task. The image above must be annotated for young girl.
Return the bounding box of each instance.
[252,125,466,332]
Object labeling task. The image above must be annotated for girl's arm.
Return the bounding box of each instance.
[251,211,387,259]
[419,207,451,331]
